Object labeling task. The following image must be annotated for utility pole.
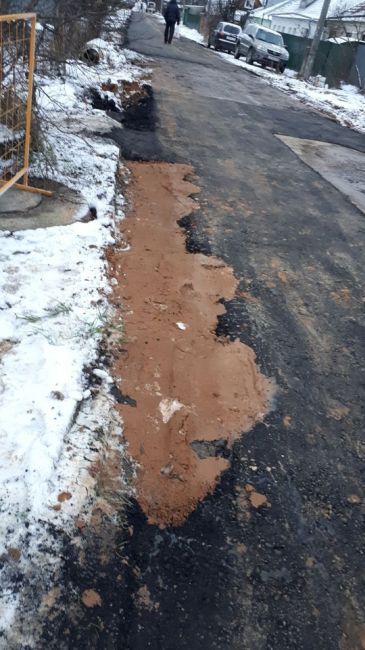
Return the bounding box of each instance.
[261,0,268,25]
[299,0,331,80]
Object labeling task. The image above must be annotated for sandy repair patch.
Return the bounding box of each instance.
[108,162,273,526]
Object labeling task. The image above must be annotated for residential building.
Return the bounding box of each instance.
[249,0,290,27]
[327,1,365,40]
[250,0,362,39]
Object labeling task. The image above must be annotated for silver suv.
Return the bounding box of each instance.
[234,24,289,73]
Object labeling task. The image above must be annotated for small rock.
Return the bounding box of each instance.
[160,464,173,476]
[249,491,268,509]
[41,587,60,609]
[347,494,361,504]
[235,543,247,557]
[58,491,72,503]
[7,547,21,562]
[245,484,269,508]
[50,390,64,401]
[81,589,102,608]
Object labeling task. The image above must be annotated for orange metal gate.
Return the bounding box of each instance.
[0,13,41,197]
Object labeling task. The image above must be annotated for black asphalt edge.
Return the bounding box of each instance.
[32,18,365,650]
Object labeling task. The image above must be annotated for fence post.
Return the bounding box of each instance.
[23,14,36,188]
[0,13,51,197]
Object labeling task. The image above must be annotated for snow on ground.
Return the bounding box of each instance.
[178,25,365,133]
[153,13,204,43]
[178,24,204,44]
[0,7,143,639]
[36,24,149,114]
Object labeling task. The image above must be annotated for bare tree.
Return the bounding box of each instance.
[215,0,248,21]
[0,0,132,174]
[203,0,251,40]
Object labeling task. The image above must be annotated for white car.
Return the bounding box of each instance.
[235,24,289,72]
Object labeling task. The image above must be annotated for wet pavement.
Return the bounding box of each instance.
[39,13,365,650]
[0,181,88,231]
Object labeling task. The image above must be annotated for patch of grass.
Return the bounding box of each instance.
[28,326,58,344]
[75,309,127,343]
[101,488,132,511]
[16,301,72,325]
[44,301,72,317]
[17,312,43,324]
[108,320,128,344]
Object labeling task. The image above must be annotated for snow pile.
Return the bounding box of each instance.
[179,24,204,44]
[153,13,204,43]
[0,6,142,638]
[36,46,146,114]
[0,198,116,518]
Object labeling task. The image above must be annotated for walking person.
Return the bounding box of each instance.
[163,0,180,44]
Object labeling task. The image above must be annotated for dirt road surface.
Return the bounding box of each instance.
[41,14,365,650]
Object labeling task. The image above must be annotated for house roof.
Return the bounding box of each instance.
[250,0,290,19]
[326,34,361,40]
[329,0,365,17]
[270,0,361,21]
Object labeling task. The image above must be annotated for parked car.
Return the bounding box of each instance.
[234,24,289,72]
[146,1,156,12]
[208,22,241,53]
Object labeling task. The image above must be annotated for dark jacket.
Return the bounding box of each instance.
[164,0,180,24]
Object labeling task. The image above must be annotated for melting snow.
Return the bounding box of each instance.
[0,6,145,638]
[159,398,184,423]
[176,321,187,330]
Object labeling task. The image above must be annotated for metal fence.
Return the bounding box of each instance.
[0,13,36,197]
[281,33,359,87]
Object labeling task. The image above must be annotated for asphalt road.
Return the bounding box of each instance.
[54,15,365,650]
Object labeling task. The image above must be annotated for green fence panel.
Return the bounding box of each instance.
[183,11,201,30]
[281,33,358,86]
[323,41,357,86]
[281,33,307,71]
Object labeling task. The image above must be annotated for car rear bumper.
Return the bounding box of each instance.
[216,37,236,50]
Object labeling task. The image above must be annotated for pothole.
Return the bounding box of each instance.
[120,84,156,131]
[90,83,156,131]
